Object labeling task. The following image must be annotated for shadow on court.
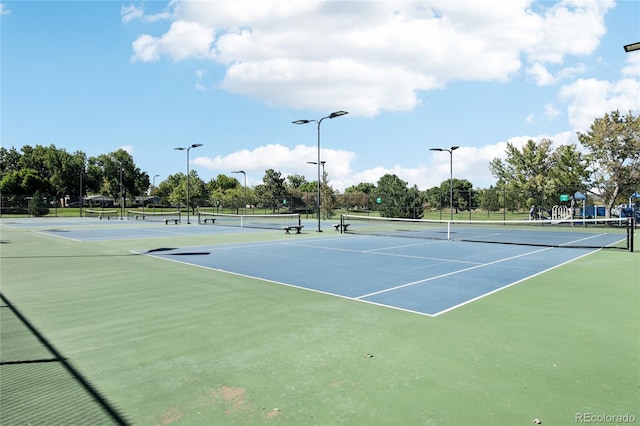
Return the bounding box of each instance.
[0,293,128,425]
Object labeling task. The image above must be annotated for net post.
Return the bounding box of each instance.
[629,218,635,253]
[447,221,451,241]
[340,214,344,234]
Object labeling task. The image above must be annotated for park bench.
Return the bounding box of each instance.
[283,225,304,234]
[165,219,179,225]
[202,218,216,224]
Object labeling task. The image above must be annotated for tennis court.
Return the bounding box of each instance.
[139,234,603,316]
[1,216,638,425]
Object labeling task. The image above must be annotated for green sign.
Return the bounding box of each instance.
[283,199,287,205]
[376,197,382,204]
[560,194,569,202]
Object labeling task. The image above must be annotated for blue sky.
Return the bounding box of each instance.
[2,0,639,192]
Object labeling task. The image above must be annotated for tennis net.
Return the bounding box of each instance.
[84,209,119,220]
[341,214,635,251]
[126,210,181,223]
[198,212,301,230]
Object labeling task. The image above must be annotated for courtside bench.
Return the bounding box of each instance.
[283,225,304,234]
[165,219,179,225]
[202,218,216,224]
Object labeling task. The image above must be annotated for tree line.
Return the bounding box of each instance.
[1,110,638,218]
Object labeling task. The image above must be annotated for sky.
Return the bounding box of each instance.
[1,0,639,193]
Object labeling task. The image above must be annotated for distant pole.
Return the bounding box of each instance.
[174,144,203,224]
[152,174,160,195]
[232,171,247,214]
[430,146,460,220]
[119,162,123,220]
[294,111,348,232]
[79,167,84,217]
[307,161,326,218]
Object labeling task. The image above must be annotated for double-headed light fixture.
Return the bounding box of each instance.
[231,170,247,214]
[430,146,460,220]
[174,143,203,224]
[293,111,348,232]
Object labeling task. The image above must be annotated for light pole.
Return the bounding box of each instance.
[152,174,160,194]
[231,170,246,215]
[430,146,460,220]
[174,143,203,224]
[79,167,84,217]
[307,161,326,219]
[293,110,348,232]
[119,162,124,220]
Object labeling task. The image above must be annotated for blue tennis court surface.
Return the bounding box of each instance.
[139,234,598,316]
[1,218,269,241]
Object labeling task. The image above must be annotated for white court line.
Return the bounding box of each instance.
[431,248,600,316]
[355,245,557,300]
[285,239,482,265]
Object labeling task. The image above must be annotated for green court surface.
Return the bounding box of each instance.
[1,219,638,425]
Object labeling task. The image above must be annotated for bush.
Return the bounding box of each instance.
[28,191,50,217]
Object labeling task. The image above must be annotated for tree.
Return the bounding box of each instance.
[577,110,640,213]
[478,186,502,215]
[168,170,206,211]
[254,169,286,212]
[343,182,377,211]
[286,174,308,189]
[28,191,49,217]
[345,183,375,194]
[374,174,424,218]
[489,138,589,212]
[86,149,150,206]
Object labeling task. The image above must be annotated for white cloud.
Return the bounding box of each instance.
[525,0,612,64]
[544,103,561,118]
[133,21,216,62]
[121,3,172,24]
[190,127,589,192]
[0,3,11,15]
[621,54,640,78]
[527,63,555,86]
[559,78,640,131]
[129,0,614,116]
[121,5,143,24]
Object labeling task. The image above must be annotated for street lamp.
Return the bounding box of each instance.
[430,146,460,220]
[623,42,640,52]
[293,110,348,232]
[119,162,124,220]
[307,161,326,219]
[152,174,160,194]
[231,170,247,215]
[174,143,203,224]
[79,167,84,217]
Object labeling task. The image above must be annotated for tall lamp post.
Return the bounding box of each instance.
[430,146,460,220]
[307,161,326,219]
[231,170,247,215]
[119,162,124,220]
[293,110,348,232]
[152,174,160,194]
[174,143,203,224]
[79,163,84,217]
